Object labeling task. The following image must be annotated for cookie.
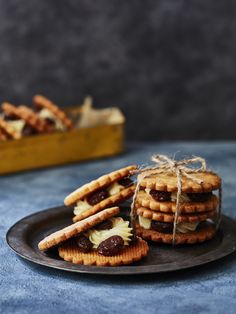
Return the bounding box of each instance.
[2,102,49,133]
[136,207,216,223]
[38,206,120,251]
[58,237,148,266]
[136,190,219,213]
[0,118,21,139]
[33,95,73,130]
[73,185,135,222]
[136,223,216,245]
[139,171,221,193]
[64,165,137,206]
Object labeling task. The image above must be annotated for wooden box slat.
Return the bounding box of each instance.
[0,123,124,174]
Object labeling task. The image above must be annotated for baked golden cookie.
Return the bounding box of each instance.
[38,207,120,251]
[139,171,221,193]
[136,207,216,223]
[59,237,148,266]
[33,95,73,130]
[64,165,137,222]
[136,190,218,214]
[136,223,216,245]
[2,102,49,134]
[39,206,148,266]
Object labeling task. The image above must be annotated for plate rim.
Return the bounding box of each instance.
[6,206,236,275]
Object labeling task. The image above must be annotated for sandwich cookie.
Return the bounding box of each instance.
[2,102,49,136]
[38,207,149,266]
[64,165,137,222]
[33,95,73,131]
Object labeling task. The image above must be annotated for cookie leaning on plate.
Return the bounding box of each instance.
[64,165,137,222]
[38,207,149,266]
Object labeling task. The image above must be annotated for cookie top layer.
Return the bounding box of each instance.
[38,206,120,251]
[136,190,219,213]
[33,95,73,130]
[139,171,221,193]
[64,165,137,206]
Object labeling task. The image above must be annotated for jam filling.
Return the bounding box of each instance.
[148,220,208,234]
[149,190,212,202]
[22,124,38,136]
[4,114,19,121]
[86,178,133,206]
[86,189,109,206]
[97,235,124,256]
[76,234,125,256]
[150,190,171,202]
[151,221,173,234]
[187,192,212,202]
[117,176,133,188]
[95,219,113,230]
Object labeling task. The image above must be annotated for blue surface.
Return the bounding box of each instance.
[1,142,236,314]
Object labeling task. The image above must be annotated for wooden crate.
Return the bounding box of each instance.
[0,120,124,175]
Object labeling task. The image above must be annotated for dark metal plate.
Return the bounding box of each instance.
[6,205,236,275]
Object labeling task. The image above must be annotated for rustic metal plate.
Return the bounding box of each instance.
[6,205,236,275]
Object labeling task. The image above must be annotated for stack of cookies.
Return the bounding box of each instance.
[135,171,221,244]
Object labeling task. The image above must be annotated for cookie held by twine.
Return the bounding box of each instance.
[136,223,216,245]
[136,190,219,214]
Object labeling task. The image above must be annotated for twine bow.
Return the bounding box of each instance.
[131,154,221,245]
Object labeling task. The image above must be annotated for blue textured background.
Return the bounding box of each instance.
[1,142,236,314]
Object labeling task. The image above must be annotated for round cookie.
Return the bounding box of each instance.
[136,190,219,214]
[139,171,221,193]
[64,165,137,206]
[136,223,216,245]
[38,207,120,251]
[59,237,148,266]
[136,207,216,223]
[33,95,73,130]
[2,102,49,133]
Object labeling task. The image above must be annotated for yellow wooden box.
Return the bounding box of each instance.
[0,107,125,175]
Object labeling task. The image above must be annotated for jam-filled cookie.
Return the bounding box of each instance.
[64,165,137,222]
[38,207,149,266]
[33,95,73,131]
[2,102,49,136]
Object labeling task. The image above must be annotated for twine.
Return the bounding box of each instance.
[130,154,221,245]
